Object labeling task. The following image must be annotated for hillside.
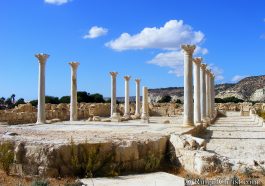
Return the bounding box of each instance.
[149,75,265,102]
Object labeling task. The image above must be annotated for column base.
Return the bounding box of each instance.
[182,122,194,128]
[111,113,121,122]
[123,113,131,120]
[141,115,149,123]
[134,113,141,119]
[36,121,45,124]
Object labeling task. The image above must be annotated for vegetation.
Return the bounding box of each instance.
[144,153,161,172]
[257,109,265,120]
[0,141,14,175]
[215,96,244,103]
[31,179,50,186]
[158,95,172,103]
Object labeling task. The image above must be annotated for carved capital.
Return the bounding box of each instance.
[193,57,203,65]
[35,53,49,64]
[124,76,131,81]
[135,79,141,83]
[68,62,80,69]
[200,63,207,70]
[109,72,118,77]
[181,44,196,55]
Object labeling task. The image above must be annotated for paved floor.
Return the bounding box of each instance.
[0,116,189,145]
[80,172,185,186]
[203,112,265,166]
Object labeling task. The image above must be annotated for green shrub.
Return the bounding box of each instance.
[31,179,50,186]
[158,95,171,103]
[144,153,161,172]
[0,141,14,175]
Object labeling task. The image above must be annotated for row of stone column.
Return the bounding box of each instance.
[181,45,215,127]
[109,72,149,123]
[35,53,80,124]
[35,53,149,124]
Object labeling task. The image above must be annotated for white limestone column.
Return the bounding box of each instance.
[110,72,118,117]
[211,74,215,118]
[200,64,207,122]
[141,86,149,123]
[206,69,212,119]
[35,53,49,124]
[135,79,141,118]
[193,57,202,124]
[124,76,131,118]
[181,44,196,127]
[69,62,80,121]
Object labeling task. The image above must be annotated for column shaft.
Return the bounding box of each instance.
[141,86,149,123]
[35,53,49,124]
[193,58,202,124]
[69,62,79,121]
[206,71,211,119]
[181,45,196,126]
[135,79,141,118]
[200,64,207,122]
[110,72,118,117]
[124,76,131,118]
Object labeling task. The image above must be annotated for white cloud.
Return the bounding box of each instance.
[147,48,208,77]
[208,64,224,81]
[83,26,108,39]
[44,0,71,5]
[231,75,247,82]
[105,20,204,51]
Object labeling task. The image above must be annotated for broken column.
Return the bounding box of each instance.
[141,86,149,123]
[110,72,121,122]
[124,76,131,119]
[35,53,49,124]
[69,62,80,121]
[193,57,202,124]
[135,79,141,118]
[181,44,196,127]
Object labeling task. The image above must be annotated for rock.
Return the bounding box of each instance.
[102,118,111,122]
[93,116,101,121]
[163,120,170,124]
[4,131,18,136]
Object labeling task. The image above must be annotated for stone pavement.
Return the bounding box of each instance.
[80,172,185,186]
[203,112,265,167]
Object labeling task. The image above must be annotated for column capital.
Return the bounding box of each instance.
[68,62,80,69]
[193,57,203,65]
[135,78,141,83]
[110,72,118,77]
[35,53,49,64]
[181,44,196,55]
[200,63,207,70]
[124,76,131,81]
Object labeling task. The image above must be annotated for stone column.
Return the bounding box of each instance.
[124,76,131,119]
[200,64,207,122]
[35,53,49,124]
[69,62,80,121]
[135,79,141,118]
[211,74,215,118]
[181,44,196,127]
[193,57,202,124]
[141,86,149,123]
[206,69,212,120]
[110,72,121,121]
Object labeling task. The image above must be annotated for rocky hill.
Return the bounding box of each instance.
[149,75,265,102]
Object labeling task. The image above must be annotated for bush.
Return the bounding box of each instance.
[30,100,38,107]
[15,98,26,106]
[158,95,172,103]
[45,96,60,104]
[31,179,50,186]
[60,96,70,103]
[0,142,14,175]
[215,97,244,103]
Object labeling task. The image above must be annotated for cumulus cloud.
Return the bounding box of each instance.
[83,26,108,39]
[147,48,208,77]
[208,64,224,81]
[231,75,247,82]
[105,20,204,51]
[44,0,71,5]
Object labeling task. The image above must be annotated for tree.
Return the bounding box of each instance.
[0,97,5,105]
[158,95,172,103]
[77,91,91,103]
[175,99,182,104]
[90,93,105,103]
[59,96,70,103]
[45,96,60,104]
[4,98,13,109]
[30,100,38,107]
[15,98,26,106]
[10,94,15,104]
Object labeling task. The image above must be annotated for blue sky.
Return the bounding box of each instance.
[0,0,265,100]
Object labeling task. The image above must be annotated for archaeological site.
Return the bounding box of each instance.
[1,1,265,185]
